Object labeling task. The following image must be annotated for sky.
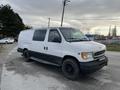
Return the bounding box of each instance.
[0,0,120,36]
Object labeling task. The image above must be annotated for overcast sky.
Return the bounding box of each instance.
[1,0,120,35]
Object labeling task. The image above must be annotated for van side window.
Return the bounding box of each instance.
[33,30,47,41]
[48,29,61,43]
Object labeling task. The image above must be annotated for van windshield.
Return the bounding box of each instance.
[60,28,89,42]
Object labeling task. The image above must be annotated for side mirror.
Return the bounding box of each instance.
[53,37,61,43]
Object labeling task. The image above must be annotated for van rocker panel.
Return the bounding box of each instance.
[29,50,63,65]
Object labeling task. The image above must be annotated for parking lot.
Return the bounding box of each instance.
[0,44,120,90]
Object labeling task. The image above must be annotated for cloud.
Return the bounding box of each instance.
[1,0,120,35]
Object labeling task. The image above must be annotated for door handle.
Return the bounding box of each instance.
[44,47,48,50]
[46,47,48,50]
[44,47,46,50]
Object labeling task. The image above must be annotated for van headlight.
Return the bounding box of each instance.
[81,52,93,60]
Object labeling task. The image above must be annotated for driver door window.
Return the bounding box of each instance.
[48,29,61,43]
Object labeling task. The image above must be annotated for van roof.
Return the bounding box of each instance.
[22,27,75,32]
[35,27,74,30]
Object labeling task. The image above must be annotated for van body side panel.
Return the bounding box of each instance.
[18,30,33,50]
[28,29,63,64]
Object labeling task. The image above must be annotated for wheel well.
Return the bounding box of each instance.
[62,55,79,65]
[23,48,28,52]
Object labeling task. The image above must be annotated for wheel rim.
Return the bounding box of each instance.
[65,64,74,75]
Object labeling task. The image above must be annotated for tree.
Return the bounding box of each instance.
[108,26,111,37]
[0,4,25,37]
[24,25,32,29]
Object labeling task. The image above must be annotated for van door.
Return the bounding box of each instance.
[45,29,63,65]
[30,29,47,60]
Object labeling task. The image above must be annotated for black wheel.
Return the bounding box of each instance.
[23,50,30,62]
[62,58,80,80]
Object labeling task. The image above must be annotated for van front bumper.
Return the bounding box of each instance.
[79,56,108,73]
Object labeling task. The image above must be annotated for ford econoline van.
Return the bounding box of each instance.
[17,27,108,80]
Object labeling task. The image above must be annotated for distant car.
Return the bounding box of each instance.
[0,38,14,44]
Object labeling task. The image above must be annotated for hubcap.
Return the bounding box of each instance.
[65,64,74,75]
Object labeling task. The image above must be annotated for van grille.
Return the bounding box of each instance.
[94,50,105,60]
[94,50,105,56]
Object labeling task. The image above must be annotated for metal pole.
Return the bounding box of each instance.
[48,18,50,27]
[61,0,66,27]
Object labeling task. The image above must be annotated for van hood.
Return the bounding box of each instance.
[70,41,106,52]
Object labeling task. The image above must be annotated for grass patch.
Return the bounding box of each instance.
[107,44,120,52]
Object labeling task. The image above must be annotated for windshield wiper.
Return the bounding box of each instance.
[67,38,89,42]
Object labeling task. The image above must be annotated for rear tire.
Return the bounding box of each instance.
[23,50,30,62]
[62,58,80,80]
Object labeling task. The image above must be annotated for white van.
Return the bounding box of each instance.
[17,27,108,80]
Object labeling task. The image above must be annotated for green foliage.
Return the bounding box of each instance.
[0,4,25,37]
[107,44,120,52]
[24,25,32,29]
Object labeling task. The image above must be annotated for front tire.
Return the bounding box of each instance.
[23,50,30,62]
[62,58,80,80]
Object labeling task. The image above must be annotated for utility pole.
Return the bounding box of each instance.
[108,25,111,37]
[112,25,117,37]
[48,18,51,27]
[61,0,70,27]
